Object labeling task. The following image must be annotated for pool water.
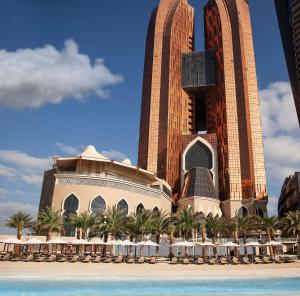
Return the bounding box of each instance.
[0,277,299,296]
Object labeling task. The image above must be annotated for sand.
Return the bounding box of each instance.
[0,261,299,280]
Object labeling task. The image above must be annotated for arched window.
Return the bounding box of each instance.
[153,206,160,214]
[63,194,79,237]
[136,203,145,215]
[91,196,106,214]
[117,199,128,215]
[185,140,213,171]
[256,207,264,218]
[237,206,248,218]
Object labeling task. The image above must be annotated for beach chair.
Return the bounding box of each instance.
[149,257,157,264]
[103,257,113,263]
[208,258,217,265]
[262,256,273,264]
[22,254,33,262]
[220,257,228,265]
[34,255,45,262]
[254,257,263,264]
[169,257,178,264]
[242,257,251,264]
[182,258,190,264]
[45,255,56,262]
[91,256,101,263]
[69,255,79,263]
[0,254,10,261]
[82,255,91,263]
[232,257,241,265]
[274,256,284,264]
[137,256,145,264]
[57,256,67,263]
[10,255,21,262]
[195,257,205,265]
[127,257,135,264]
[114,256,123,263]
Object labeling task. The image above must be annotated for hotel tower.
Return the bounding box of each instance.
[138,0,268,218]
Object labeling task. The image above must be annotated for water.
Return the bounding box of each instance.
[0,277,299,296]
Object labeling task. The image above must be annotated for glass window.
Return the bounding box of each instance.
[153,206,160,214]
[63,194,79,237]
[117,199,128,215]
[237,206,248,218]
[91,196,106,214]
[256,207,264,218]
[136,203,145,215]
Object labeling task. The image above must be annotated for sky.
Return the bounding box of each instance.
[0,0,299,234]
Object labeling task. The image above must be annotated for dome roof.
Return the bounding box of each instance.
[79,145,108,160]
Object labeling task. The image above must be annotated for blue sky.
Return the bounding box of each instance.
[0,0,299,233]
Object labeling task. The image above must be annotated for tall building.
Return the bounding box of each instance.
[275,0,300,125]
[278,172,300,217]
[138,0,268,218]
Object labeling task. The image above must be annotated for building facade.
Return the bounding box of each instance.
[138,0,268,218]
[275,0,300,125]
[39,146,173,236]
[278,172,300,217]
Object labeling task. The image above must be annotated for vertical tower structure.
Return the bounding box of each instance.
[138,0,268,218]
[204,0,267,217]
[138,0,195,195]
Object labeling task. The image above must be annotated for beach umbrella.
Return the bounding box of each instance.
[196,242,216,258]
[68,239,92,245]
[121,240,137,256]
[89,238,108,245]
[106,240,124,255]
[137,240,160,257]
[1,237,24,252]
[24,238,45,245]
[242,241,262,261]
[171,241,195,257]
[264,241,283,257]
[45,238,67,244]
[219,241,239,259]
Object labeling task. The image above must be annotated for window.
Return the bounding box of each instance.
[256,207,264,218]
[153,206,160,214]
[63,194,79,237]
[136,203,145,215]
[237,206,248,218]
[91,196,106,214]
[117,199,128,215]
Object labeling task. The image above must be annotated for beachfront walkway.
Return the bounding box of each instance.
[1,261,300,279]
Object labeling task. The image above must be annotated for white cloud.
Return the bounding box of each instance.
[259,81,300,215]
[20,174,43,186]
[100,149,127,161]
[0,164,17,178]
[56,142,79,155]
[267,196,279,217]
[0,39,123,109]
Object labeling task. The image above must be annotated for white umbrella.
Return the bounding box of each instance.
[0,237,24,244]
[243,241,262,247]
[121,240,137,246]
[170,240,195,247]
[264,241,283,246]
[136,240,159,247]
[45,238,67,244]
[219,241,239,248]
[89,238,108,245]
[106,239,124,246]
[24,238,45,245]
[196,242,215,257]
[69,239,92,245]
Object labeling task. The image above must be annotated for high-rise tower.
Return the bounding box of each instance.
[275,0,300,125]
[138,0,268,218]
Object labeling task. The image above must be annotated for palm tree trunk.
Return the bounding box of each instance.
[267,229,274,257]
[156,234,160,254]
[76,229,81,239]
[297,233,300,256]
[47,229,52,241]
[17,228,22,240]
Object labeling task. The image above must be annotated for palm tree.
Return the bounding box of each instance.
[233,215,254,244]
[205,214,228,243]
[5,211,33,239]
[132,209,153,241]
[70,211,95,239]
[176,208,194,240]
[281,210,300,255]
[36,207,63,241]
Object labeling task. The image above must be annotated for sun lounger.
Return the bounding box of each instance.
[92,256,101,263]
[182,258,190,264]
[22,254,33,262]
[208,258,217,265]
[45,255,56,262]
[34,255,45,262]
[274,256,284,263]
[103,257,113,263]
[254,257,263,264]
[263,256,273,264]
[69,255,79,263]
[0,254,10,261]
[10,255,21,262]
[242,257,251,264]
[169,257,178,264]
[57,256,67,263]
[127,257,135,264]
[82,255,91,263]
[149,257,157,264]
[137,256,145,264]
[232,257,241,265]
[220,257,228,265]
[114,256,123,263]
[195,257,205,265]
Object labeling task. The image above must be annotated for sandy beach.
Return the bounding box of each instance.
[0,261,299,280]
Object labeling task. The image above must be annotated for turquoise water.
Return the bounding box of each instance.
[0,278,299,296]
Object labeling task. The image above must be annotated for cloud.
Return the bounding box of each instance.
[100,149,127,161]
[20,174,43,186]
[0,164,17,178]
[259,81,300,215]
[267,196,279,217]
[56,142,79,155]
[0,39,123,109]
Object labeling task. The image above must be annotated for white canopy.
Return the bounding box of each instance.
[136,240,159,247]
[106,239,124,246]
[121,240,137,246]
[171,240,195,247]
[89,237,108,245]
[1,237,24,244]
[242,241,262,247]
[45,238,68,244]
[219,241,239,248]
[69,239,92,245]
[264,241,283,246]
[24,238,45,245]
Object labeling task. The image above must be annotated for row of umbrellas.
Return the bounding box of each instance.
[170,240,283,247]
